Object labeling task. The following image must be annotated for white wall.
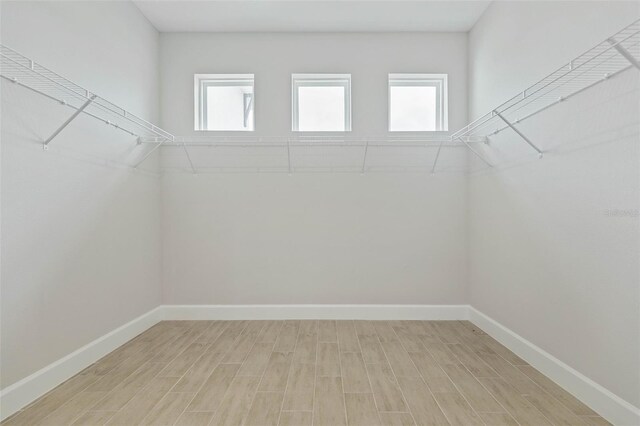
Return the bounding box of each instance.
[160,33,469,305]
[468,1,640,409]
[0,1,162,388]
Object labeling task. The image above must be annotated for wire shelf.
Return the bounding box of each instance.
[139,134,475,147]
[148,135,473,174]
[3,18,638,174]
[450,18,640,159]
[0,44,175,145]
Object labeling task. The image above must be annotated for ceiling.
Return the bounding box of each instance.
[133,0,492,33]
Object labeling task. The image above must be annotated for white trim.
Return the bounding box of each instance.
[160,304,469,321]
[3,304,638,426]
[291,73,352,132]
[388,73,449,132]
[0,306,163,421]
[469,307,640,426]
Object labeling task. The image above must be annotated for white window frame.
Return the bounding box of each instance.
[194,73,255,131]
[388,73,448,132]
[291,73,352,132]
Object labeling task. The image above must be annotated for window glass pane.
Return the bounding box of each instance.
[205,85,254,131]
[389,85,436,131]
[297,86,346,131]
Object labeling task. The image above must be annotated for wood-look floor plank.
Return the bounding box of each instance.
[365,362,408,412]
[392,324,424,352]
[70,410,117,426]
[279,411,313,426]
[89,387,142,412]
[149,323,209,363]
[293,329,317,364]
[273,321,300,353]
[378,412,416,426]
[420,335,458,368]
[186,363,240,412]
[195,321,229,344]
[479,335,528,365]
[438,363,504,413]
[85,356,147,392]
[258,352,293,392]
[340,351,371,393]
[282,363,315,411]
[222,321,265,363]
[432,391,483,426]
[105,376,178,425]
[318,320,338,343]
[373,322,400,343]
[396,376,449,425]
[517,365,598,416]
[139,392,194,426]
[581,415,613,426]
[3,320,609,426]
[158,342,209,377]
[244,392,283,426]
[354,321,377,338]
[209,375,261,426]
[431,321,464,344]
[478,412,519,425]
[171,350,226,393]
[4,374,99,425]
[174,411,214,426]
[238,342,276,377]
[337,320,360,352]
[524,390,589,425]
[345,393,381,426]
[478,377,553,426]
[475,352,540,393]
[407,351,457,393]
[358,335,387,364]
[257,321,284,343]
[380,341,420,377]
[447,343,500,378]
[36,391,106,426]
[317,342,341,377]
[313,377,347,426]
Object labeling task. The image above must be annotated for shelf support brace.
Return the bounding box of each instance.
[44,95,96,149]
[183,142,197,174]
[608,38,640,70]
[430,137,447,174]
[361,140,369,175]
[459,137,493,168]
[287,139,292,175]
[135,136,171,168]
[494,111,543,157]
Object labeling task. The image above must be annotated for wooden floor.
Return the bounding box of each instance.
[3,320,609,426]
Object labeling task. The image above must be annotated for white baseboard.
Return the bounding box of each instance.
[160,304,470,320]
[0,306,163,421]
[469,307,640,426]
[3,304,637,426]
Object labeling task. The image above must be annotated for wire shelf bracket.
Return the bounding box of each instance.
[0,44,175,159]
[609,37,640,69]
[43,94,96,149]
[494,110,543,158]
[437,18,640,171]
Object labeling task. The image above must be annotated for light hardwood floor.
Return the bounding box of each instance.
[2,320,610,426]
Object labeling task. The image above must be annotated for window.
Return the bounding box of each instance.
[292,74,351,132]
[388,74,448,132]
[195,74,254,131]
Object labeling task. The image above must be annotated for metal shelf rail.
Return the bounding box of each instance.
[432,18,640,172]
[139,135,475,174]
[0,44,175,166]
[2,18,638,174]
